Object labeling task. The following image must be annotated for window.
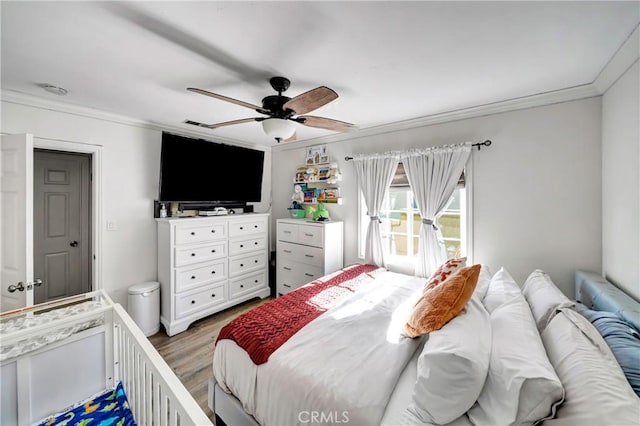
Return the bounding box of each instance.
[358,163,469,262]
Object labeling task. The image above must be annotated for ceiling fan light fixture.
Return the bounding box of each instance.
[262,118,295,141]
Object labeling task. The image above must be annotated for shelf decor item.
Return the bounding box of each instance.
[305,144,327,165]
[288,200,306,218]
[313,203,330,221]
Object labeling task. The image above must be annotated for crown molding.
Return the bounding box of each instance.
[273,82,601,151]
[0,89,269,151]
[594,24,640,94]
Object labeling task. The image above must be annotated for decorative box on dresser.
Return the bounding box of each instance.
[156,213,270,336]
[276,218,343,297]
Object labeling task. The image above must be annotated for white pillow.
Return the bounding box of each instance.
[473,264,492,301]
[467,294,564,426]
[408,296,491,425]
[541,308,640,425]
[482,267,521,313]
[522,269,574,332]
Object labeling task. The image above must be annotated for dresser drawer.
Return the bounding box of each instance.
[276,263,322,296]
[229,252,267,277]
[229,236,266,256]
[229,270,267,298]
[175,222,227,245]
[175,241,226,267]
[277,259,323,288]
[228,218,267,238]
[298,224,323,247]
[278,241,324,267]
[277,222,299,243]
[175,260,226,292]
[175,283,226,318]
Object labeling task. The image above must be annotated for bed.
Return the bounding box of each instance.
[0,290,212,426]
[209,262,640,426]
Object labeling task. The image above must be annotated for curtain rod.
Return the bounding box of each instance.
[344,139,492,161]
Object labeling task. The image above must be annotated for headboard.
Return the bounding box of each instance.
[575,270,640,331]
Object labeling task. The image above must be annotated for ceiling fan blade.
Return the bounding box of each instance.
[187,88,269,114]
[184,117,260,129]
[298,116,355,133]
[283,86,338,115]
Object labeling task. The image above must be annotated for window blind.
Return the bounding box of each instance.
[390,161,466,189]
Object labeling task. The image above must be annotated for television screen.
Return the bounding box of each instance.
[159,132,265,203]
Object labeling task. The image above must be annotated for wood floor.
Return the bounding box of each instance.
[148,296,272,423]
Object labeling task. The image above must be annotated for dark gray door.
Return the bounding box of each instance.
[34,150,91,303]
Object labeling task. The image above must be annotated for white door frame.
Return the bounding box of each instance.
[34,138,103,291]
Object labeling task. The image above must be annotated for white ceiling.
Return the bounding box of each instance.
[2,1,638,147]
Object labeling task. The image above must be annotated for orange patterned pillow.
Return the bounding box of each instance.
[404,264,481,338]
[423,257,467,293]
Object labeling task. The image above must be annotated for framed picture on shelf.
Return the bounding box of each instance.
[318,167,330,180]
[305,144,327,165]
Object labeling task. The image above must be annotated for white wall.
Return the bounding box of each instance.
[1,101,272,307]
[272,97,603,296]
[601,60,640,300]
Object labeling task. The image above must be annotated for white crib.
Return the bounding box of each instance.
[0,290,212,425]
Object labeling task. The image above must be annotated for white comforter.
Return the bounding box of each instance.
[214,270,426,426]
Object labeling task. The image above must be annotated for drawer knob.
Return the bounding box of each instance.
[284,267,292,271]
[283,284,291,288]
[191,253,196,257]
[305,233,313,237]
[240,226,244,230]
[254,242,258,245]
[240,244,244,248]
[305,254,314,258]
[305,273,314,277]
[211,270,216,274]
[240,263,244,267]
[284,249,292,253]
[254,260,258,263]
[212,293,216,298]
[254,225,258,228]
[254,280,258,283]
[191,276,196,280]
[211,230,215,233]
[284,230,291,234]
[211,249,216,253]
[191,232,195,235]
[191,300,196,304]
[240,284,244,288]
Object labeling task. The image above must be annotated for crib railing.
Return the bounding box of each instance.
[112,304,212,426]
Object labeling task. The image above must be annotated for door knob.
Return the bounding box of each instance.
[8,282,25,292]
[70,241,78,247]
[8,279,43,292]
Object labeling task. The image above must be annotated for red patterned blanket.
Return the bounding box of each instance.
[216,263,380,365]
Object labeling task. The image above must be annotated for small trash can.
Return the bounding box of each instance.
[128,281,160,337]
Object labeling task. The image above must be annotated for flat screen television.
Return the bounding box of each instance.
[159,132,265,205]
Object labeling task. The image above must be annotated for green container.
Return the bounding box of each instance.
[288,209,306,219]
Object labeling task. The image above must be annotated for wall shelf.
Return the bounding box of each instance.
[292,163,342,205]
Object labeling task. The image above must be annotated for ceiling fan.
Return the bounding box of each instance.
[185,76,355,142]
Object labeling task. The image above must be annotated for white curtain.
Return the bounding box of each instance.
[352,153,399,267]
[400,143,471,277]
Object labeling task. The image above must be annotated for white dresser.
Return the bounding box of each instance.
[276,219,343,296]
[157,213,270,336]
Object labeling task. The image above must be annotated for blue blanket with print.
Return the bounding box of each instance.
[39,381,136,426]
